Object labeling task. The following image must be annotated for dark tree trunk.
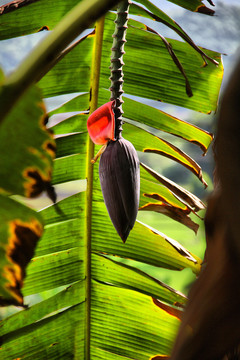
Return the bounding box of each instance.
[171,59,240,360]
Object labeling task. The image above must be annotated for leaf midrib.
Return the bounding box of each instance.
[84,16,105,360]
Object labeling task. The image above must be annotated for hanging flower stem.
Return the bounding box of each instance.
[109,0,130,139]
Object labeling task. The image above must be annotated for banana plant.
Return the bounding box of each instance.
[0,0,223,359]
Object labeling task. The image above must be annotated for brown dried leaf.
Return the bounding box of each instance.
[141,163,205,211]
[152,298,183,320]
[139,202,199,233]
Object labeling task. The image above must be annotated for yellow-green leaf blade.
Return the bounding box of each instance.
[92,253,187,306]
[91,281,180,359]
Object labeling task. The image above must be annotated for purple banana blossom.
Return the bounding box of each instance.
[87,102,140,242]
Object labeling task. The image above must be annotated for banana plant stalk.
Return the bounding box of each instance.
[87,0,140,242]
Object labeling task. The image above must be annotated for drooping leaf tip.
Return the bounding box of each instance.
[197,5,215,16]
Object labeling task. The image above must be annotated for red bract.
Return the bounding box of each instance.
[87,101,115,145]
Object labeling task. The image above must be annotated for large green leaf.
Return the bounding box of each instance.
[33,12,223,112]
[0,0,82,40]
[0,280,180,359]
[0,0,223,359]
[100,13,223,113]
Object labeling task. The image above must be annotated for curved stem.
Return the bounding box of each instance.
[109,0,130,139]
